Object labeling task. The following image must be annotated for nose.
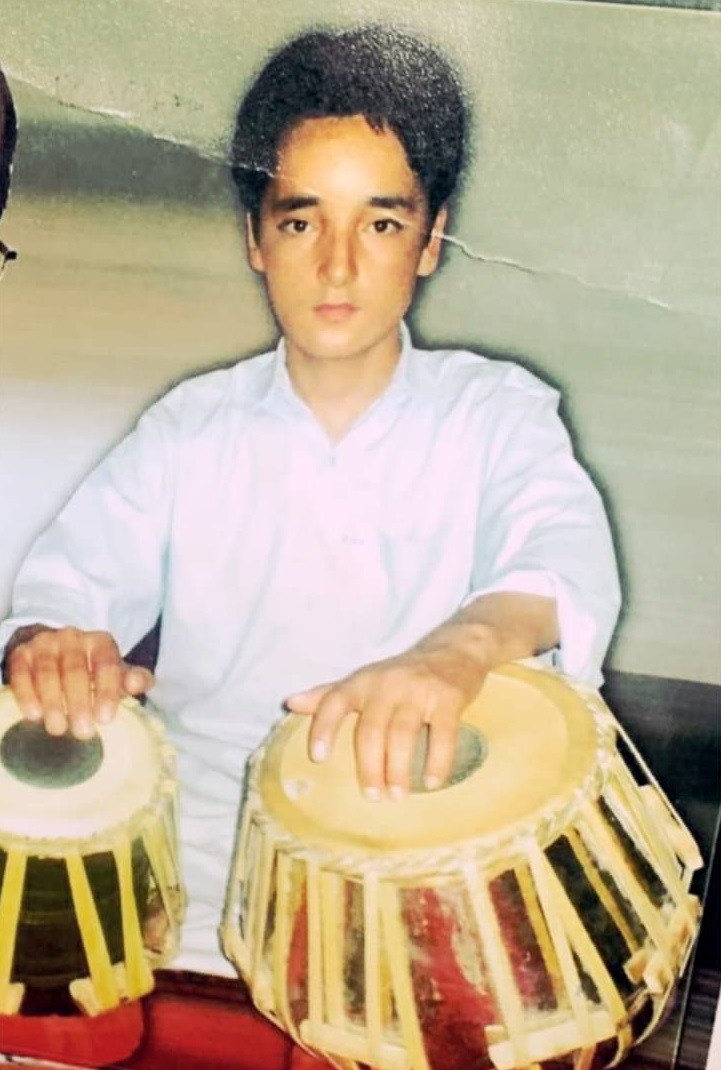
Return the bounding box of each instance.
[318,225,356,287]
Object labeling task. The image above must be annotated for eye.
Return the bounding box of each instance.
[370,218,403,235]
[279,218,310,234]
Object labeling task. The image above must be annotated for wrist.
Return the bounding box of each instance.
[417,618,500,662]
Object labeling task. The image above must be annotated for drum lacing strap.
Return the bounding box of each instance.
[611,720,702,876]
[66,849,119,1011]
[565,828,640,954]
[248,820,277,1007]
[607,757,700,913]
[377,881,430,1070]
[141,812,180,956]
[587,769,699,1026]
[306,856,323,1036]
[220,802,256,978]
[273,849,300,1040]
[463,859,531,1070]
[319,868,345,1030]
[526,840,633,1064]
[363,871,383,1067]
[0,848,25,1012]
[113,835,153,999]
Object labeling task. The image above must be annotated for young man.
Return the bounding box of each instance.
[0,28,620,976]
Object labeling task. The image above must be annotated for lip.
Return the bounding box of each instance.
[314,302,358,322]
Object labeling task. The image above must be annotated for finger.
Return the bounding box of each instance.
[88,650,124,723]
[353,698,399,800]
[423,716,462,791]
[285,683,332,716]
[6,649,43,722]
[383,705,427,799]
[307,686,356,763]
[86,633,139,723]
[58,636,95,739]
[122,665,155,697]
[32,644,70,736]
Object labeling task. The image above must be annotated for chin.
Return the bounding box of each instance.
[289,327,367,362]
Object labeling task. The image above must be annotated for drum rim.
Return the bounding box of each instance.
[251,663,617,868]
[0,689,176,847]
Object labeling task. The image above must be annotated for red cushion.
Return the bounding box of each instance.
[0,976,332,1070]
[0,1000,143,1067]
[122,992,292,1070]
[287,1047,334,1070]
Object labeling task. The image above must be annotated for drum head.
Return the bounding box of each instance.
[259,664,603,856]
[0,688,161,843]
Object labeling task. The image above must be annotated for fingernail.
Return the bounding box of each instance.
[74,718,95,740]
[389,785,406,801]
[363,786,381,802]
[46,712,67,736]
[96,704,114,723]
[424,775,442,791]
[310,740,328,762]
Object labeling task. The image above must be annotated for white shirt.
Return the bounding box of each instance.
[0,326,620,975]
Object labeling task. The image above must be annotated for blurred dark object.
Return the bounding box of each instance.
[125,617,162,674]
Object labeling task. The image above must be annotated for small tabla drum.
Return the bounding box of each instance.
[221,663,703,1070]
[0,686,184,1017]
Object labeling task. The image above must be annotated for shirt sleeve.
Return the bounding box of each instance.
[0,394,179,664]
[464,378,621,687]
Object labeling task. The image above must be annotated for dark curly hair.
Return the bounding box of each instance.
[1,65,17,216]
[231,26,468,233]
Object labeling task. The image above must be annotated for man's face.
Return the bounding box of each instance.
[246,115,446,368]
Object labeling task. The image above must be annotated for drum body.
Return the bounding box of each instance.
[222,664,702,1070]
[0,688,184,1016]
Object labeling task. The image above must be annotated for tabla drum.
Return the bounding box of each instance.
[0,686,184,1017]
[221,663,703,1070]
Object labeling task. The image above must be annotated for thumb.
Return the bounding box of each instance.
[122,664,155,696]
[285,683,332,716]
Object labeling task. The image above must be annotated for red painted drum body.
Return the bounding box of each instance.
[222,664,702,1070]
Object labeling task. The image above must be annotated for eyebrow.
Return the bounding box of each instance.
[270,195,319,213]
[268,194,423,214]
[369,195,422,213]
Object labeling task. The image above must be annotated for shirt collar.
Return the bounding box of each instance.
[251,321,423,416]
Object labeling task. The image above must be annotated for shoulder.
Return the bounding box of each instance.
[138,349,277,437]
[409,344,559,412]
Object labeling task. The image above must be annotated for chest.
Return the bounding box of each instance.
[170,407,484,558]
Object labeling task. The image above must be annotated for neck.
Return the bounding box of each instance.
[285,336,402,441]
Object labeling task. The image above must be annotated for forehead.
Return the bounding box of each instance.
[269,115,423,201]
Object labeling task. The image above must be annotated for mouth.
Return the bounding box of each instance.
[314,302,358,323]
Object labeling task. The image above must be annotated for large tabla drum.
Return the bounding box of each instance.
[222,664,702,1070]
[0,687,184,1017]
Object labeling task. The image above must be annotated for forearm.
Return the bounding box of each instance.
[413,591,559,682]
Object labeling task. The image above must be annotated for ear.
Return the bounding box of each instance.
[245,213,265,274]
[417,206,448,278]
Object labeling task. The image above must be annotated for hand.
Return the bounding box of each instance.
[286,592,558,800]
[285,646,485,800]
[4,625,154,739]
